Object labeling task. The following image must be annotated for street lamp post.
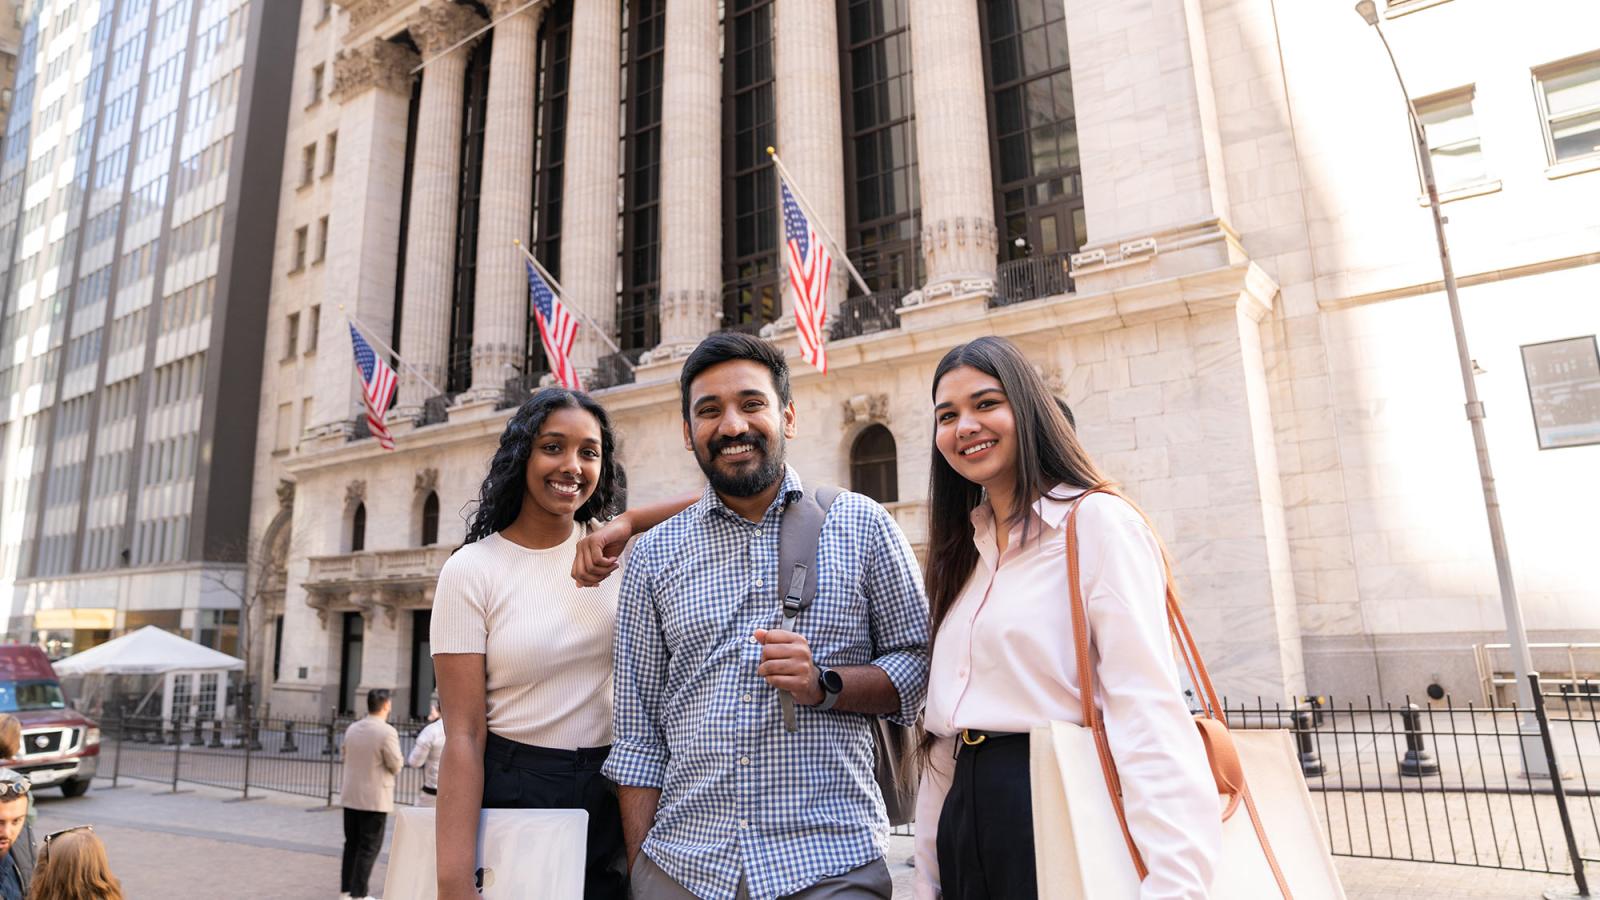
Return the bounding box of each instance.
[1352,1,1549,778]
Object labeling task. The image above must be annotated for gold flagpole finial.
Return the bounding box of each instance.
[766,146,775,156]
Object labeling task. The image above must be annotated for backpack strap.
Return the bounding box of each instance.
[776,485,842,732]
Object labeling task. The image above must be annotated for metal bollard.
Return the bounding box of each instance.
[164,716,180,746]
[280,719,299,753]
[209,720,224,748]
[190,717,206,746]
[1293,709,1325,777]
[1398,703,1440,777]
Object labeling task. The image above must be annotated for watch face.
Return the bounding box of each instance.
[820,667,845,694]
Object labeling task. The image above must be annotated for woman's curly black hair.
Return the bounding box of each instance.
[463,388,626,544]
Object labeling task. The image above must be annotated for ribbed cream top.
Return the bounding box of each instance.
[430,526,618,750]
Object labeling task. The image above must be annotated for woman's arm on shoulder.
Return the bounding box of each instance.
[571,490,700,587]
[434,653,489,900]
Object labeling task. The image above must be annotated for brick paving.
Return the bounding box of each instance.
[18,777,1588,898]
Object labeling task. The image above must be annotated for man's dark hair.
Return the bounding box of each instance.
[366,689,391,714]
[679,333,792,421]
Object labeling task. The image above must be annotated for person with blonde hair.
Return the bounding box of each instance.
[29,826,122,900]
[0,715,21,761]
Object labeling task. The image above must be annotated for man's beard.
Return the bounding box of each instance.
[696,431,786,498]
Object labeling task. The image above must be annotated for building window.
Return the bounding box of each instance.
[619,0,666,355]
[410,610,434,720]
[1521,335,1600,450]
[284,313,300,359]
[1535,53,1600,164]
[448,37,494,394]
[721,0,779,333]
[316,215,329,263]
[324,131,338,176]
[526,2,575,379]
[307,305,321,353]
[272,614,285,682]
[300,143,316,187]
[420,491,439,546]
[981,0,1084,264]
[339,612,364,716]
[309,64,324,106]
[292,226,308,272]
[320,0,332,24]
[350,502,367,552]
[840,0,921,296]
[850,424,898,503]
[393,76,422,359]
[1416,87,1486,192]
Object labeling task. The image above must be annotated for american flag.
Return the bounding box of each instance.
[526,260,582,391]
[348,323,397,451]
[781,180,832,373]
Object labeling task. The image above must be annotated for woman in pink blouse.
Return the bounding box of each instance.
[915,336,1222,900]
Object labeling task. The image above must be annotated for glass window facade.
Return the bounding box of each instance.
[525,0,573,378]
[839,0,920,295]
[619,0,664,355]
[981,0,1084,263]
[448,37,492,395]
[721,0,779,332]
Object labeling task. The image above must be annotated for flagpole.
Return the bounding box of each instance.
[511,239,632,365]
[339,306,445,397]
[767,147,872,297]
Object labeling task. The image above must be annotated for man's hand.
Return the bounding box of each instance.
[754,629,823,706]
[572,513,633,587]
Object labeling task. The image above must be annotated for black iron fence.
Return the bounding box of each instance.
[97,679,1595,893]
[993,252,1073,306]
[830,289,907,341]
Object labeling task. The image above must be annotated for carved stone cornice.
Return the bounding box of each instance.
[276,479,296,510]
[345,479,367,510]
[409,1,488,57]
[842,393,890,426]
[335,0,403,36]
[485,0,543,17]
[332,38,419,102]
[414,467,439,496]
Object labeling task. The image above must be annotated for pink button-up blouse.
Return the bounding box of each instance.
[913,487,1221,900]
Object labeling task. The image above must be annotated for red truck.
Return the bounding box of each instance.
[0,645,99,797]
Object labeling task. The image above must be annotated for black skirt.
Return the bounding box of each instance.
[482,731,627,900]
[935,732,1038,900]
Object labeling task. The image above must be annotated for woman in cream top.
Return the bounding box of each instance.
[431,388,694,900]
[916,337,1221,900]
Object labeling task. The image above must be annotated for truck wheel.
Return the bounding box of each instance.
[60,780,90,798]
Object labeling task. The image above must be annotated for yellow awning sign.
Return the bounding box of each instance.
[33,608,117,631]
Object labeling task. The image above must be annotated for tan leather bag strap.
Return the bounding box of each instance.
[1063,489,1292,897]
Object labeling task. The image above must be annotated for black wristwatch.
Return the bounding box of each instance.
[814,665,844,711]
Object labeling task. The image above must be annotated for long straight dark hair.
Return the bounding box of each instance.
[924,336,1111,638]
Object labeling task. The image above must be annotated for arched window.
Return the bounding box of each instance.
[421,491,440,546]
[350,503,367,553]
[850,424,898,503]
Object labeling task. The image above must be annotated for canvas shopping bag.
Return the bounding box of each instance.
[1030,489,1345,900]
[382,806,589,900]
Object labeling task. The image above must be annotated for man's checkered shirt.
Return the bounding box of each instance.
[603,466,930,900]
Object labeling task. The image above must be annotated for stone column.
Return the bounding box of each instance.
[314,38,419,438]
[393,1,486,417]
[465,0,544,402]
[907,0,998,302]
[557,0,622,376]
[773,0,848,327]
[646,0,721,362]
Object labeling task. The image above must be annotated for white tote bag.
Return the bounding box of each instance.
[1030,490,1345,900]
[381,807,589,900]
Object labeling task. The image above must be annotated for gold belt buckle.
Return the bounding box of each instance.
[960,729,987,747]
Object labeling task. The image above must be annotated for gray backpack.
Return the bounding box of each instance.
[778,486,918,827]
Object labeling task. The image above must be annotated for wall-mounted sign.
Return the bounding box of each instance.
[1521,335,1600,450]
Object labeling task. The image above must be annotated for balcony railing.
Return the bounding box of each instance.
[830,288,907,341]
[498,371,548,410]
[993,252,1073,307]
[418,393,452,426]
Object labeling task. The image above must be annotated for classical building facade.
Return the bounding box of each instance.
[0,0,298,657]
[257,0,1600,720]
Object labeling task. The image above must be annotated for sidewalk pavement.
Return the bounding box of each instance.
[23,777,1582,898]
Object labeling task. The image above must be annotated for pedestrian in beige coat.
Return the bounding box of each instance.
[340,689,402,900]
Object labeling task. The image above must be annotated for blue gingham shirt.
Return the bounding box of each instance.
[604,466,930,900]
